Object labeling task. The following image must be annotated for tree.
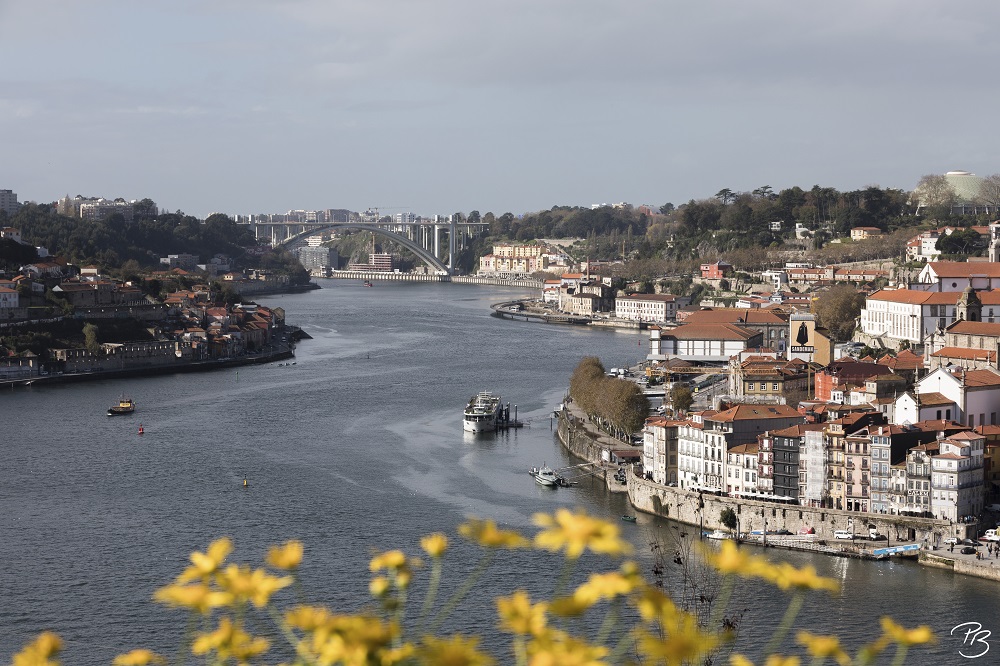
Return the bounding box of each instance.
[977,174,1000,211]
[83,323,100,355]
[914,174,956,216]
[936,228,986,257]
[670,384,694,413]
[715,189,735,205]
[812,284,865,341]
[720,507,737,531]
[659,203,675,214]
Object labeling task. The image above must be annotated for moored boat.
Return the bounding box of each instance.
[533,465,559,487]
[108,395,136,416]
[464,391,503,433]
[621,515,637,522]
[705,529,732,540]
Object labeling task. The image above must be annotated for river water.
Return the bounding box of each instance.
[1,279,996,664]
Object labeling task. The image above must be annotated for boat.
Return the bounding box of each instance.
[533,465,560,487]
[108,395,136,416]
[363,281,373,288]
[463,391,503,433]
[621,515,637,522]
[705,530,732,540]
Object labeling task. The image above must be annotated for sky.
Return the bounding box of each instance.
[2,1,1000,220]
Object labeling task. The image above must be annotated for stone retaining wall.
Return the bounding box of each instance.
[627,468,959,544]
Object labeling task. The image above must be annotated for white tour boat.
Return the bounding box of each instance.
[463,391,503,433]
[705,529,732,540]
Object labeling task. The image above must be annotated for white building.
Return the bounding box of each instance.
[905,367,1000,429]
[725,442,759,495]
[615,293,678,323]
[648,323,763,363]
[930,432,985,521]
[642,416,680,485]
[915,262,1000,292]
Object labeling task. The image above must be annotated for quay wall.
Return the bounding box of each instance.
[626,473,955,544]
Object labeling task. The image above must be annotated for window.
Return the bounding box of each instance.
[748,383,755,391]
[772,383,779,391]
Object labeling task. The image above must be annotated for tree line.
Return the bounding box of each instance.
[569,357,650,440]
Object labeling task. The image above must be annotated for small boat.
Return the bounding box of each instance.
[705,529,732,540]
[363,281,373,288]
[621,515,637,523]
[533,464,559,487]
[108,395,136,416]
[138,424,144,435]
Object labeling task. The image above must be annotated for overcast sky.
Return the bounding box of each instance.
[2,1,999,219]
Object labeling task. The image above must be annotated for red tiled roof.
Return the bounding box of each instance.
[930,347,997,362]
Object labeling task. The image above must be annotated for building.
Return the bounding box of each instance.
[297,246,339,271]
[902,367,1000,429]
[677,404,803,492]
[930,431,985,521]
[615,293,678,323]
[850,227,883,241]
[0,189,19,215]
[726,442,759,495]
[649,323,763,363]
[642,416,682,485]
[682,308,790,350]
[700,261,733,279]
[915,262,1000,292]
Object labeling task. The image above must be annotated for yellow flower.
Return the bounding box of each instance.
[730,655,754,666]
[421,532,449,558]
[370,549,408,572]
[284,604,333,632]
[880,617,935,646]
[192,617,269,664]
[112,649,165,666]
[497,590,549,635]
[526,628,609,666]
[548,595,593,617]
[532,508,633,560]
[12,632,62,666]
[703,540,772,578]
[370,576,391,597]
[266,540,303,570]
[797,630,850,666]
[458,518,530,549]
[633,586,678,624]
[153,581,234,614]
[217,563,293,607]
[177,537,233,582]
[573,570,637,606]
[633,613,720,666]
[768,562,839,593]
[415,634,495,666]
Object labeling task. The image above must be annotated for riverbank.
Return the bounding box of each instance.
[554,400,1000,581]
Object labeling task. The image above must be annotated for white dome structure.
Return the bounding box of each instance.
[913,170,996,215]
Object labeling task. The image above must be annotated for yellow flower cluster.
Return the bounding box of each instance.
[704,540,839,592]
[7,511,935,666]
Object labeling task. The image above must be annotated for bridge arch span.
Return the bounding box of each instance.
[278,224,449,274]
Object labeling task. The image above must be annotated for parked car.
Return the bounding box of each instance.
[798,526,816,535]
[943,536,959,545]
[961,546,978,555]
[775,529,793,535]
[986,503,1000,511]
[961,538,979,546]
[834,530,853,540]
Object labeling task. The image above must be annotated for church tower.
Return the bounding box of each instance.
[956,284,982,322]
[989,221,1000,262]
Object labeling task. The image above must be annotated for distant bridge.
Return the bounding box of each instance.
[243,218,490,275]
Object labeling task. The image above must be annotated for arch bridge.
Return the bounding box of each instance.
[253,218,489,275]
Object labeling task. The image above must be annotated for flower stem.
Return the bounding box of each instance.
[763,592,804,656]
[890,644,909,666]
[429,552,494,633]
[416,558,443,634]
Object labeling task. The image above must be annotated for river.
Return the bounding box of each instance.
[0,279,995,665]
